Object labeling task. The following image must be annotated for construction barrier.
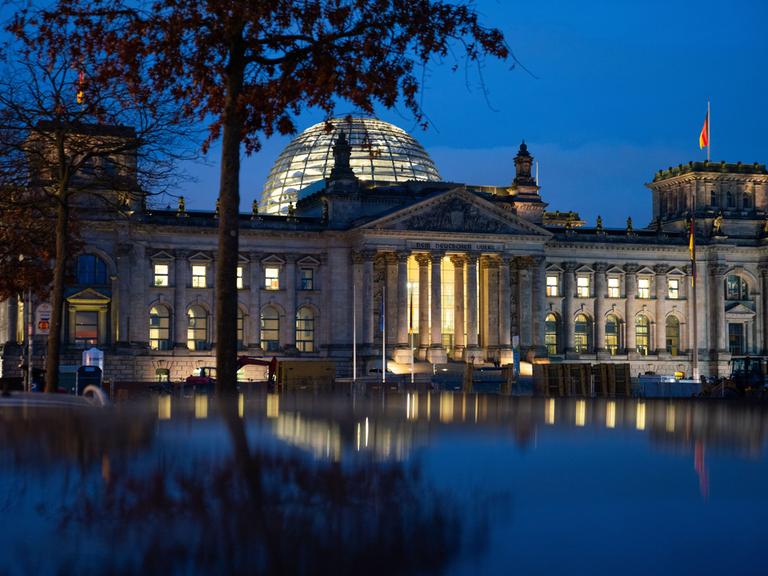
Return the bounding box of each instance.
[276,360,336,390]
[534,363,631,397]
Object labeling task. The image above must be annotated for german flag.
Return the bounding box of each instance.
[699,111,709,150]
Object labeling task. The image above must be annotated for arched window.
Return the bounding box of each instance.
[636,315,650,356]
[545,313,559,355]
[296,307,315,352]
[725,275,749,301]
[665,316,680,356]
[744,191,753,209]
[605,314,622,356]
[237,308,245,350]
[261,306,280,352]
[76,254,108,285]
[710,189,718,208]
[149,305,171,350]
[187,305,208,350]
[574,313,592,353]
[727,190,735,208]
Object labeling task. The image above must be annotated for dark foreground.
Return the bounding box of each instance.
[1,391,766,575]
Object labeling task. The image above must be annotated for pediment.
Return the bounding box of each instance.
[576,265,594,273]
[546,264,564,272]
[637,266,655,275]
[151,250,174,261]
[67,288,111,302]
[188,251,212,262]
[606,266,625,275]
[262,254,286,265]
[297,256,321,266]
[725,303,755,317]
[357,188,550,237]
[238,254,250,263]
[668,267,686,276]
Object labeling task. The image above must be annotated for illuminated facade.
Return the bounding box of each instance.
[1,118,768,382]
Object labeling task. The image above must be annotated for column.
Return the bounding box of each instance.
[654,264,669,355]
[498,255,513,364]
[416,254,430,358]
[173,250,188,349]
[395,250,410,349]
[465,253,481,363]
[284,255,297,350]
[710,263,727,354]
[483,257,500,350]
[594,262,608,357]
[115,244,131,344]
[248,253,262,350]
[385,253,398,345]
[427,251,447,363]
[532,256,547,356]
[361,250,376,347]
[562,261,577,355]
[624,263,639,354]
[760,263,768,354]
[517,258,532,350]
[451,255,465,359]
[128,243,147,344]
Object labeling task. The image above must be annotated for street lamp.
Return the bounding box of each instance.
[18,254,33,392]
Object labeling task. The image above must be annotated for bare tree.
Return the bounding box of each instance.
[0,44,194,392]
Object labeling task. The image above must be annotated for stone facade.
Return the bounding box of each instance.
[3,121,768,382]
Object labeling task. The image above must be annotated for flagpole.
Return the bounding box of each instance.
[353,283,357,384]
[690,204,699,382]
[382,285,386,385]
[409,287,414,385]
[707,100,711,162]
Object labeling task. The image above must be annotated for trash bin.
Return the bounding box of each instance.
[76,365,103,395]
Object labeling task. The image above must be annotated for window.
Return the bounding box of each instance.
[574,313,592,353]
[191,265,207,288]
[576,275,590,298]
[607,277,621,298]
[729,323,745,355]
[668,278,680,299]
[727,190,735,208]
[545,313,559,355]
[265,267,280,290]
[149,305,171,350]
[636,315,650,356]
[236,266,244,290]
[605,315,621,356]
[261,306,280,351]
[153,263,169,287]
[237,308,245,350]
[296,307,315,352]
[546,274,559,297]
[187,305,208,350]
[76,254,107,285]
[637,277,651,299]
[74,310,98,346]
[710,190,717,208]
[725,275,749,301]
[300,268,314,291]
[744,192,753,209]
[666,316,680,356]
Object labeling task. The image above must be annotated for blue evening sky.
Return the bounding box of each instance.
[178,0,768,228]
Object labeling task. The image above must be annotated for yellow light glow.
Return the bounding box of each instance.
[519,361,533,377]
[356,421,361,451]
[157,395,171,421]
[194,394,208,420]
[426,392,432,420]
[238,393,244,418]
[606,401,616,429]
[461,393,466,421]
[545,398,556,425]
[575,399,586,427]
[474,394,479,423]
[666,404,676,433]
[439,392,454,423]
[406,392,419,420]
[636,402,646,431]
[266,393,280,419]
[365,417,369,448]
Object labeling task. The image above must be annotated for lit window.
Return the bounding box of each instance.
[237,308,245,350]
[191,265,207,288]
[74,310,98,346]
[237,266,244,290]
[576,275,590,298]
[261,306,280,351]
[545,313,558,355]
[636,315,650,356]
[666,316,680,356]
[546,274,559,297]
[574,313,592,353]
[300,268,314,290]
[149,305,171,350]
[265,267,280,290]
[607,277,620,298]
[637,277,651,299]
[187,305,208,350]
[153,263,169,287]
[296,307,315,352]
[668,278,680,299]
[605,315,621,355]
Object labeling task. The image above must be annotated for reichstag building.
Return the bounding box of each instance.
[2,116,767,381]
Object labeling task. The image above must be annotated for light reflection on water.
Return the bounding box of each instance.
[1,392,767,575]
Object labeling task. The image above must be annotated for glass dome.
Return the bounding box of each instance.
[260,117,441,214]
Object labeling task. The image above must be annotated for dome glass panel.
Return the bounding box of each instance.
[260,117,441,214]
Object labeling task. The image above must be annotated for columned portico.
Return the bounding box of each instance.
[451,255,465,359]
[594,262,608,358]
[393,250,411,363]
[497,255,513,364]
[562,261,577,356]
[710,263,728,355]
[465,253,483,363]
[361,250,375,349]
[654,264,669,355]
[416,253,430,360]
[531,256,547,357]
[624,263,639,356]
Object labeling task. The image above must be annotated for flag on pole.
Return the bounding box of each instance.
[408,291,413,335]
[76,70,85,105]
[698,109,709,150]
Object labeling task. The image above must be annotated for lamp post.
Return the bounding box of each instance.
[18,254,33,392]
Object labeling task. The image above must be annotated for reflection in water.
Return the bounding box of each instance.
[636,401,646,430]
[666,404,676,433]
[440,391,454,423]
[575,399,586,427]
[158,395,171,421]
[194,394,208,419]
[606,400,616,429]
[545,398,556,425]
[266,393,280,419]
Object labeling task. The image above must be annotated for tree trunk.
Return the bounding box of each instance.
[215,35,245,395]
[45,195,68,393]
